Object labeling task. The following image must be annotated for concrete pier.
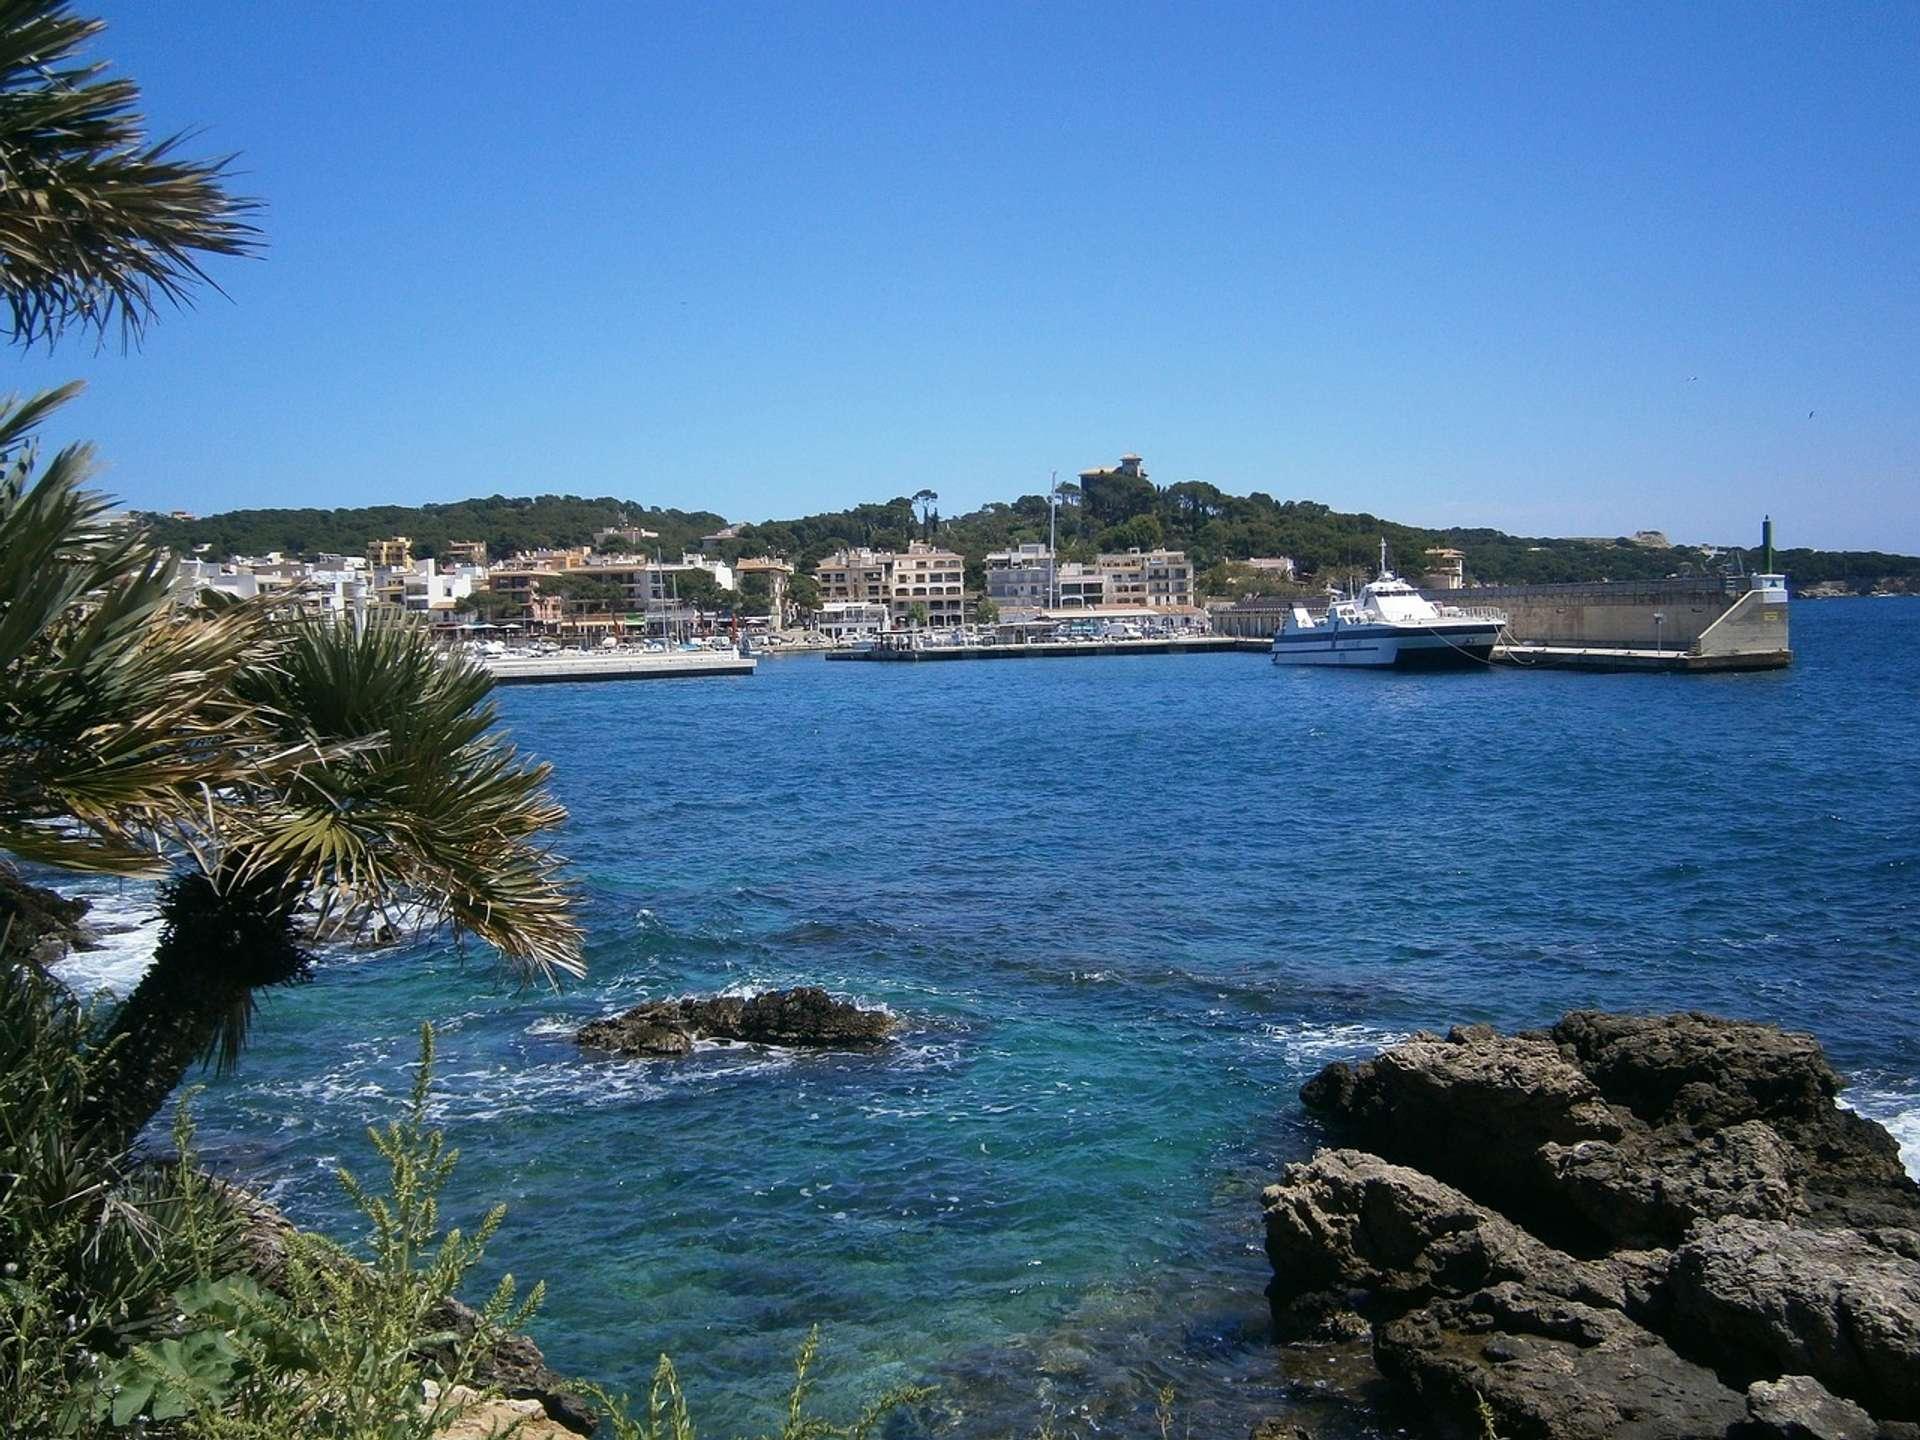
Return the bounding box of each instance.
[1212,576,1792,673]
[484,650,755,684]
[1489,643,1790,673]
[825,635,1241,662]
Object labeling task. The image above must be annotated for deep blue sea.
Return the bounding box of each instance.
[55,598,1920,1438]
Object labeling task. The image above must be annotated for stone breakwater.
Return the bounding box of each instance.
[1261,1012,1920,1440]
[576,986,895,1058]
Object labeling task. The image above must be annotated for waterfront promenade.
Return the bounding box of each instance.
[483,649,755,684]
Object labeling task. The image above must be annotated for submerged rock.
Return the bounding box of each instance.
[577,986,894,1058]
[1261,1011,1920,1440]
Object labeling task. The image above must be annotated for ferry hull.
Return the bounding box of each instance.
[1270,625,1500,669]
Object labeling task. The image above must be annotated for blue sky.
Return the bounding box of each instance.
[13,2,1918,550]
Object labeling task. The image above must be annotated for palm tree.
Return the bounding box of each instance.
[0,385,286,873]
[0,0,260,349]
[80,611,584,1150]
[0,390,583,1149]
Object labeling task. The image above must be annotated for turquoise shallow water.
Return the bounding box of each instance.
[56,597,1920,1436]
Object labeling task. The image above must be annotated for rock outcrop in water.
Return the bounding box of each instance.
[577,986,894,1058]
[1262,1012,1920,1440]
[0,863,96,965]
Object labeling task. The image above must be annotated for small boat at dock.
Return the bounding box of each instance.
[1271,542,1507,668]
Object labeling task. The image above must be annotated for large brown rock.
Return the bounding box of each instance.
[1548,1011,1838,1131]
[1300,1025,1628,1247]
[1262,1149,1621,1323]
[0,862,94,965]
[1668,1219,1920,1422]
[1539,1118,1799,1244]
[1375,1282,1749,1440]
[1738,1375,1878,1440]
[1266,1012,1920,1439]
[578,986,894,1058]
[1301,1013,1920,1250]
[1548,1012,1920,1235]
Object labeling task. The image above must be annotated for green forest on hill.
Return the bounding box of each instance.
[139,483,1920,594]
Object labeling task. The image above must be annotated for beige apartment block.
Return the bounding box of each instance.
[1095,547,1193,608]
[366,536,413,568]
[815,541,965,627]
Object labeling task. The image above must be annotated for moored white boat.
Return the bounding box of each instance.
[1271,542,1506,668]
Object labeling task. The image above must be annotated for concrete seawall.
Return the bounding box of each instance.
[484,650,756,684]
[1211,578,1790,668]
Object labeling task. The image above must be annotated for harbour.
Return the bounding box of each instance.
[130,598,1920,1439]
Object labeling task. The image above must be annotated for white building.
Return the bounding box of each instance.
[400,558,481,614]
[815,601,890,640]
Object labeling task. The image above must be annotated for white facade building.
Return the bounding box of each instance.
[815,601,891,640]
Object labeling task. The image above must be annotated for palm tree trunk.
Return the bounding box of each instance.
[78,872,309,1153]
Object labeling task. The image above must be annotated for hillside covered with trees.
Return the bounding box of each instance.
[141,495,729,565]
[141,483,1920,594]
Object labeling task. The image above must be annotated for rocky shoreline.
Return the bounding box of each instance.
[1259,1012,1920,1439]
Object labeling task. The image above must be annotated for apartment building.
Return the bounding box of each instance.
[441,540,489,567]
[815,601,890,640]
[984,543,1055,606]
[815,541,965,627]
[366,536,413,568]
[486,551,737,633]
[985,544,1194,610]
[1097,547,1193,609]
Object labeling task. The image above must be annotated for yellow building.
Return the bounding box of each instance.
[814,542,964,627]
[366,536,412,568]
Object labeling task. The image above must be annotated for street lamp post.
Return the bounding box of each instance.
[1653,611,1665,654]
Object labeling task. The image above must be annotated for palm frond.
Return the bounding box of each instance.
[0,386,322,871]
[0,0,261,349]
[213,614,585,981]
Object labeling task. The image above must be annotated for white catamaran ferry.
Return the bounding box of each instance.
[1271,542,1507,669]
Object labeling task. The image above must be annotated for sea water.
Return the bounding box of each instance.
[52,598,1920,1436]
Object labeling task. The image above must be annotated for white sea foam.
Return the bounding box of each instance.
[1260,1020,1411,1069]
[47,887,161,999]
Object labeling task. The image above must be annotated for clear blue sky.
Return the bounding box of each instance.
[14,2,1919,551]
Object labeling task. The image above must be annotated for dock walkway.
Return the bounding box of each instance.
[825,636,1243,662]
[1490,643,1791,673]
[484,650,755,684]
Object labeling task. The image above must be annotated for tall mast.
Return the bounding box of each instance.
[1047,469,1059,610]
[1379,535,1388,577]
